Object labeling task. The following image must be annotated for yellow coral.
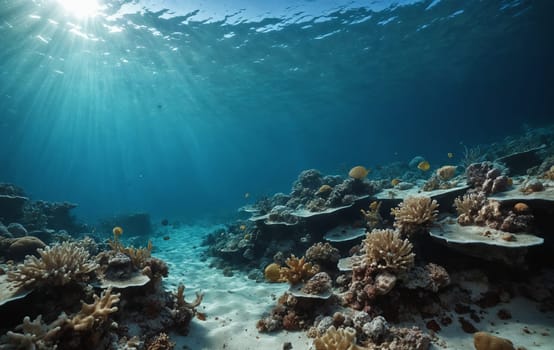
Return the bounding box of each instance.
[264,263,283,282]
[313,326,363,350]
[364,229,415,273]
[348,166,369,180]
[69,288,120,331]
[391,196,439,236]
[279,255,319,285]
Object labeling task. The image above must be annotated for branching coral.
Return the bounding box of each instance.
[171,283,204,335]
[360,201,382,229]
[69,287,120,331]
[7,241,99,289]
[313,326,363,350]
[0,315,65,350]
[454,192,487,225]
[279,255,320,285]
[363,229,415,273]
[391,196,439,236]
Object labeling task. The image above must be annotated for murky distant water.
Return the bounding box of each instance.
[0,0,552,221]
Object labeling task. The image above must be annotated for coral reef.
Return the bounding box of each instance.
[390,196,439,236]
[146,333,175,350]
[279,255,320,285]
[466,162,509,194]
[360,201,383,230]
[171,283,204,335]
[454,192,487,225]
[363,229,415,274]
[313,326,361,350]
[69,287,120,331]
[7,241,99,289]
[305,242,340,266]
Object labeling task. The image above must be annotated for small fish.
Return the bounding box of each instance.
[391,178,400,186]
[163,236,170,240]
[417,160,431,171]
[244,192,250,199]
[447,152,454,159]
[239,224,246,231]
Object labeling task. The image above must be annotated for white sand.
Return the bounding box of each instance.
[151,226,553,350]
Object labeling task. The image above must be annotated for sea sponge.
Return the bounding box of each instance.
[513,202,530,214]
[264,263,283,282]
[348,166,369,180]
[313,326,362,350]
[391,196,439,236]
[436,165,457,181]
[279,255,319,285]
[69,287,120,331]
[473,331,515,350]
[7,241,99,289]
[363,229,415,273]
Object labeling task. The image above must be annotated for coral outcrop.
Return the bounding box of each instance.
[7,241,99,289]
[313,326,362,350]
[390,197,439,236]
[363,229,415,274]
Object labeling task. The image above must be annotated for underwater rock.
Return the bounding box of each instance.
[363,315,390,343]
[6,223,27,237]
[0,195,27,223]
[473,331,515,350]
[8,236,46,260]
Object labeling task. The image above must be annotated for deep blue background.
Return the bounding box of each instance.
[0,0,552,223]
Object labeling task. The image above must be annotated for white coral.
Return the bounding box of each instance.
[363,229,415,273]
[7,241,99,289]
[391,196,439,236]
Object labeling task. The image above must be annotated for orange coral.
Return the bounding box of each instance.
[279,255,319,285]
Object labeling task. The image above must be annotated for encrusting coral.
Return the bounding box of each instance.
[313,326,362,350]
[391,196,439,236]
[363,229,415,274]
[7,241,99,289]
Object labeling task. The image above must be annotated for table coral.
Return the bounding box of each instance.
[363,229,415,274]
[390,196,439,236]
[7,241,99,289]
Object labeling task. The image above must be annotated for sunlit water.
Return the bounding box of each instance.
[0,0,552,222]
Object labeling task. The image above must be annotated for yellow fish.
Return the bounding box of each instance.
[391,178,400,186]
[239,224,246,231]
[447,152,454,159]
[417,160,431,171]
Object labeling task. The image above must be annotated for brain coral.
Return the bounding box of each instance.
[391,196,439,236]
[363,229,415,273]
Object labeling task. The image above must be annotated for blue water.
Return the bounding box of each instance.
[0,0,552,222]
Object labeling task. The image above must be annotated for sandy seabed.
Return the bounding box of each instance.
[152,226,553,350]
